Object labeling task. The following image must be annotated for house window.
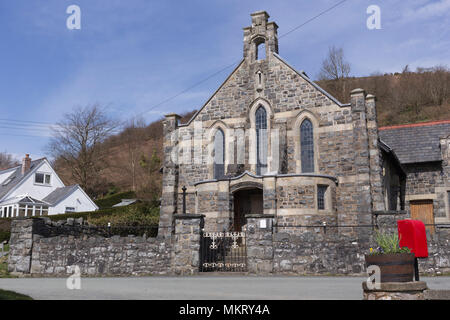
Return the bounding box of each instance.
[65,207,76,213]
[300,119,314,173]
[214,129,225,179]
[35,173,51,185]
[256,106,268,175]
[317,185,327,210]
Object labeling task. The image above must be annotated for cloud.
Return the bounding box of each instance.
[399,0,450,23]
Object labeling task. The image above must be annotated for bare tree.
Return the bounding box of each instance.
[107,117,148,192]
[47,104,118,196]
[317,46,351,102]
[318,45,351,81]
[0,152,18,170]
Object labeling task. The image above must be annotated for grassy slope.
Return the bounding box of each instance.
[0,289,33,300]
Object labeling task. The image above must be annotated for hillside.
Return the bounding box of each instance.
[53,67,450,198]
[317,66,450,126]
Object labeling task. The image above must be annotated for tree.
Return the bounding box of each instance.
[47,104,118,196]
[107,117,148,192]
[318,45,351,81]
[317,46,351,102]
[139,149,161,202]
[0,152,18,170]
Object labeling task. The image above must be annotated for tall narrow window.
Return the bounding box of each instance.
[214,129,225,179]
[256,106,268,175]
[448,191,450,216]
[317,185,327,210]
[300,119,314,173]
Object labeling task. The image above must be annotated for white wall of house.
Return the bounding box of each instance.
[49,187,97,215]
[7,161,65,201]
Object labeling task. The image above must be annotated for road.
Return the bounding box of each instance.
[0,276,450,300]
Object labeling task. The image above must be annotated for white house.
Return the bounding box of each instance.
[0,154,98,217]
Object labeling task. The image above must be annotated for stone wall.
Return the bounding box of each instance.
[404,162,448,218]
[8,216,203,276]
[245,214,450,275]
[7,213,450,276]
[30,234,171,276]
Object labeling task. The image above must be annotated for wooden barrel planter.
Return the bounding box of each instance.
[365,253,415,283]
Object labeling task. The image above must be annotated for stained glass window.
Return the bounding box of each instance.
[256,106,268,175]
[214,129,225,179]
[301,119,314,173]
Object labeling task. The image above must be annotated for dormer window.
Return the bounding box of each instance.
[35,172,51,185]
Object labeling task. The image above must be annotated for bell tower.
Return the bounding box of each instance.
[243,11,279,62]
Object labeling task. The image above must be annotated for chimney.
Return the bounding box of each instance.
[21,154,31,175]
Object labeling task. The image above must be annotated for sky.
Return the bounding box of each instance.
[0,0,449,161]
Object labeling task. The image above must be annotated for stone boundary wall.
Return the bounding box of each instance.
[7,214,450,276]
[247,214,450,275]
[30,234,171,276]
[8,215,204,276]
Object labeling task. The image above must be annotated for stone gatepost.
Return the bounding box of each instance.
[246,214,274,273]
[172,214,204,275]
[8,218,41,275]
[159,113,181,239]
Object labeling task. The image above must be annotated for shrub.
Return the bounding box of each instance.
[0,231,10,243]
[369,230,411,255]
[47,202,160,237]
[94,191,137,209]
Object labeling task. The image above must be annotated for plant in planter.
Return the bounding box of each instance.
[365,230,414,283]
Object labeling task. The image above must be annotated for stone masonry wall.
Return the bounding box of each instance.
[8,216,203,276]
[8,214,450,276]
[246,214,450,275]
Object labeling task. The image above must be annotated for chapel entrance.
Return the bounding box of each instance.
[233,188,263,232]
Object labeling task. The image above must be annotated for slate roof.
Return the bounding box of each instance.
[379,120,450,164]
[0,158,46,200]
[42,185,79,205]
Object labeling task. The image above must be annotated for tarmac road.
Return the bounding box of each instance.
[0,276,449,300]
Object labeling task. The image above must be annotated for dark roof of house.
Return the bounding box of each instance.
[0,158,46,200]
[378,120,450,164]
[42,185,79,205]
[378,139,406,176]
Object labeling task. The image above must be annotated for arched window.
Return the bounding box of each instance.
[256,106,268,175]
[300,119,314,173]
[214,129,225,179]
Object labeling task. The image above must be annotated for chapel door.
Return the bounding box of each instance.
[410,200,434,234]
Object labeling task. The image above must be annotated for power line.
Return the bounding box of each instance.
[278,0,348,39]
[124,0,349,122]
[0,118,56,126]
[1,1,350,135]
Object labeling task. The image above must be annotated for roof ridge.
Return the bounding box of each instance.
[379,119,450,130]
[0,157,46,173]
